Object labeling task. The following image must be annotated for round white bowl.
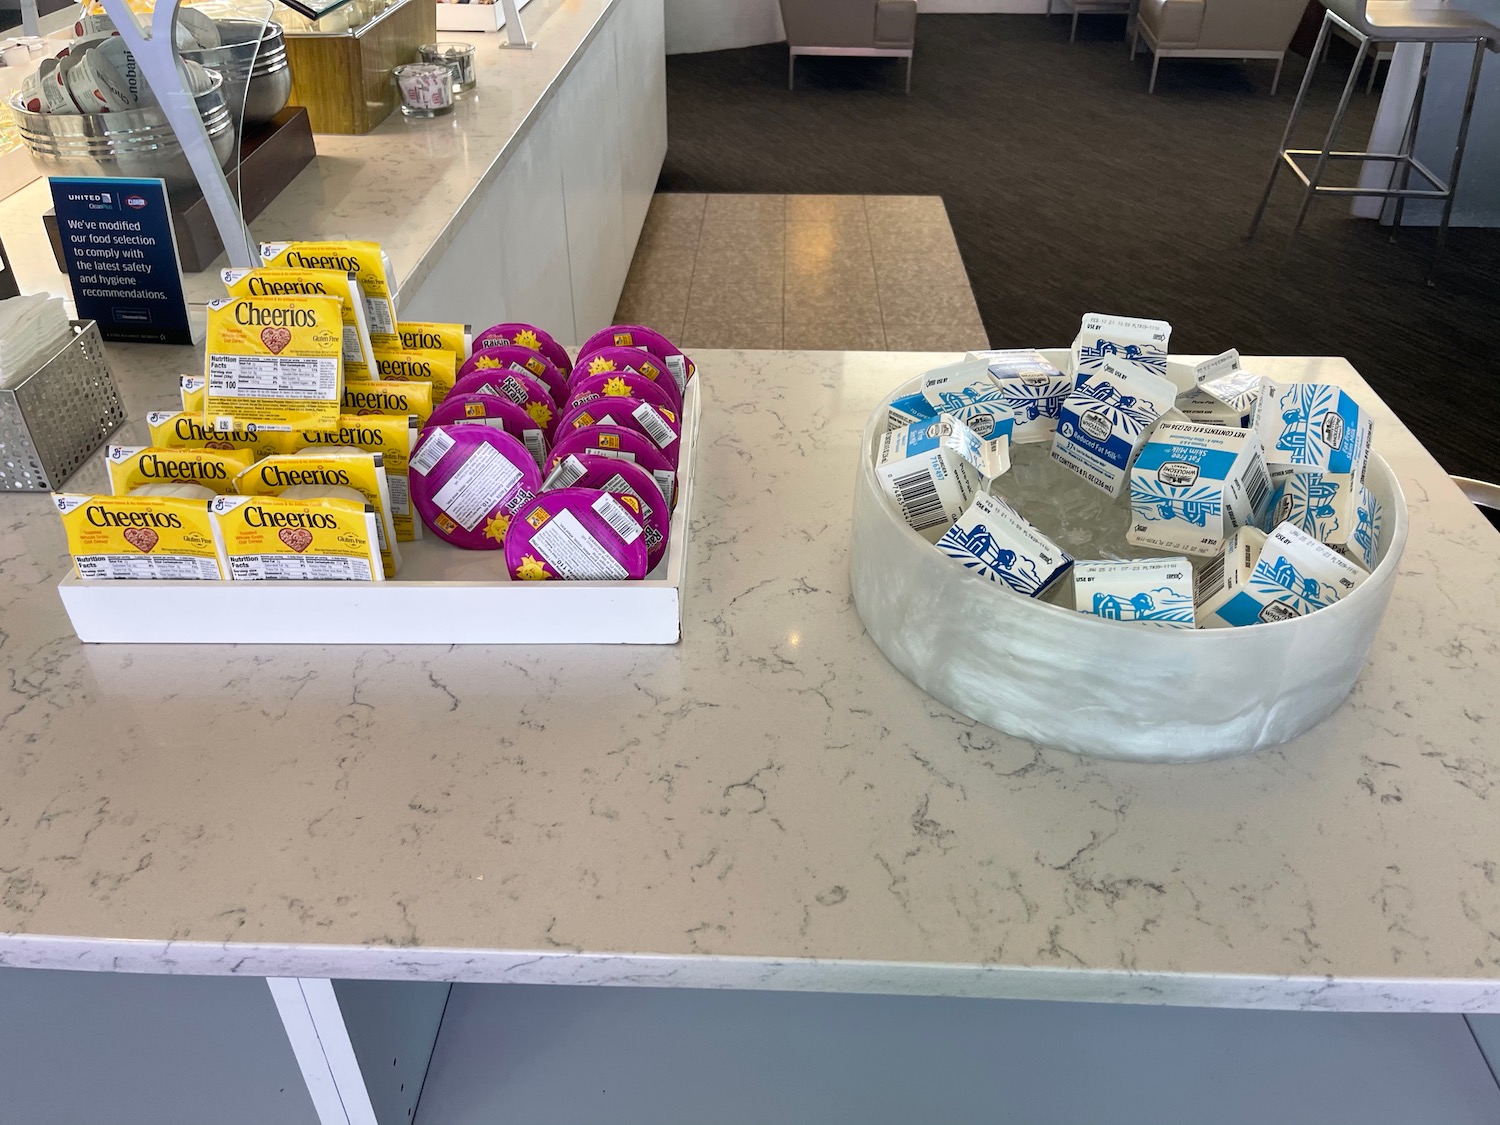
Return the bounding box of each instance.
[849,374,1409,762]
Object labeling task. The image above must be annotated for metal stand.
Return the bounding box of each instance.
[498,0,535,49]
[1248,9,1490,285]
[97,0,259,269]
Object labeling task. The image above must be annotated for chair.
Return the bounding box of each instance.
[1131,0,1309,93]
[779,0,918,93]
[1248,1,1500,282]
[1047,0,1134,44]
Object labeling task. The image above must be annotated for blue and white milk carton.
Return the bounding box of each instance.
[1127,421,1272,556]
[1050,357,1181,498]
[1252,381,1372,520]
[1193,525,1266,626]
[1073,557,1196,628]
[1339,483,1384,570]
[964,349,1073,444]
[1072,313,1172,383]
[919,360,1013,440]
[1198,521,1368,628]
[886,391,936,432]
[1180,368,1266,429]
[935,491,1072,597]
[1164,348,1240,396]
[875,413,1012,541]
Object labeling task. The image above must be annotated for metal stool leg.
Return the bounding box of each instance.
[1249,12,1333,238]
[1430,37,1488,284]
[1271,52,1284,96]
[1290,29,1370,240]
[1150,50,1161,92]
[1388,41,1431,239]
[1072,9,1080,42]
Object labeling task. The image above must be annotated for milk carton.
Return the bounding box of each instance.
[964,349,1073,443]
[935,491,1072,597]
[1340,483,1384,570]
[1194,525,1267,627]
[1072,313,1171,383]
[886,391,935,431]
[1073,557,1196,628]
[1180,369,1266,429]
[1050,358,1180,497]
[1127,421,1272,556]
[875,414,1012,541]
[1164,349,1240,396]
[920,360,1012,440]
[1199,521,1368,628]
[1252,382,1373,537]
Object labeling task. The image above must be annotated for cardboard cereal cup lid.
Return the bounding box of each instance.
[545,424,674,480]
[472,323,573,378]
[558,398,680,467]
[457,344,568,406]
[428,392,550,467]
[450,368,558,439]
[566,370,677,417]
[542,453,670,571]
[576,325,694,389]
[409,425,541,550]
[568,347,684,412]
[504,487,648,582]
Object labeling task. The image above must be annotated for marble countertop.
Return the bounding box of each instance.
[0,0,612,305]
[2,347,1499,1014]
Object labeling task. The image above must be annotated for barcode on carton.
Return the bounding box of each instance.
[592,492,642,543]
[1195,551,1228,606]
[1246,459,1269,512]
[633,402,677,449]
[891,468,946,532]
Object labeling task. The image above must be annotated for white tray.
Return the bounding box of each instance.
[57,378,700,645]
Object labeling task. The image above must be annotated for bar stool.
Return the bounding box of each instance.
[1248,1,1499,281]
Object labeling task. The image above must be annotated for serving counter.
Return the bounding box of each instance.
[1,340,1499,1124]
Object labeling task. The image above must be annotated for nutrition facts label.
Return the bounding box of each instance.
[387,473,410,515]
[531,510,628,581]
[230,554,374,581]
[75,553,222,580]
[364,297,395,337]
[432,445,523,531]
[207,354,339,401]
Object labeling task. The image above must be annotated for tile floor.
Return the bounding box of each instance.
[614,194,990,352]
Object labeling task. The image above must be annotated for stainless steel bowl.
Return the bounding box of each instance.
[181,19,292,127]
[8,71,235,195]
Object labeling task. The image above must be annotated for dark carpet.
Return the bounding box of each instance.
[659,14,1500,482]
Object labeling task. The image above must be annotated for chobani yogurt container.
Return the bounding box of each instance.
[566,370,677,418]
[428,392,549,466]
[472,322,573,379]
[576,325,694,391]
[457,345,569,407]
[546,424,675,506]
[504,486,648,581]
[409,425,541,549]
[569,346,684,412]
[450,368,559,439]
[558,398,680,466]
[543,453,670,570]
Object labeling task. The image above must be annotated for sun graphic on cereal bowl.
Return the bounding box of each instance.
[483,512,510,543]
[587,356,617,376]
[525,401,553,427]
[514,329,541,351]
[602,376,631,397]
[516,554,549,581]
[474,355,501,369]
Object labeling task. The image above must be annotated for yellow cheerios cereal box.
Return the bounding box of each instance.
[233,450,401,578]
[148,410,288,460]
[259,241,398,342]
[54,493,227,581]
[397,321,469,359]
[287,415,421,542]
[372,347,456,404]
[106,445,253,497]
[180,374,205,412]
[204,296,345,432]
[209,494,383,582]
[223,267,377,381]
[343,378,433,425]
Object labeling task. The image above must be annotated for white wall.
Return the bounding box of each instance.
[663,0,1044,55]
